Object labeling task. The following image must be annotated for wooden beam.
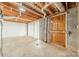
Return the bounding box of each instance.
[51,4,59,12]
[18,17,32,22]
[53,2,65,12]
[21,14,34,19]
[34,2,45,8]
[45,8,53,15]
[23,2,44,17]
[9,2,18,8]
[4,18,28,23]
[23,11,41,18]
[0,3,19,11]
[42,3,52,9]
[3,16,32,23]
[20,14,39,20]
[41,3,54,16]
[0,3,19,16]
[25,2,43,13]
[50,12,66,18]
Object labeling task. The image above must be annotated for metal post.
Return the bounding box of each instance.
[0,6,4,57]
[26,23,28,36]
[0,21,3,57]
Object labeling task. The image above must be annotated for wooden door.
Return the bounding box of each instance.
[51,13,66,48]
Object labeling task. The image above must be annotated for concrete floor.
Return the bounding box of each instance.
[0,36,78,57]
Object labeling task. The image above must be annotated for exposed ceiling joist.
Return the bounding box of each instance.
[0,4,41,23]
[8,2,19,9]
[0,3,19,16]
[20,14,38,20]
[51,4,59,13]
[4,18,28,23]
[42,3,52,10]
[28,2,42,10]
[18,17,32,22]
[53,2,65,12]
[23,2,44,17]
[0,3,19,11]
[45,8,53,15]
[0,2,77,24]
[23,11,41,19]
[34,2,45,9]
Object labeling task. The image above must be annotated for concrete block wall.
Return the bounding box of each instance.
[0,21,27,48]
[67,7,78,51]
[27,20,40,39]
[39,7,79,50]
[0,21,27,38]
[39,18,46,42]
[39,17,51,43]
[46,17,51,43]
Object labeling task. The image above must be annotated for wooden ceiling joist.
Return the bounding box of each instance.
[0,3,19,16]
[3,16,33,23]
[53,2,65,12]
[50,4,59,13]
[20,14,39,20]
[45,8,53,15]
[0,2,77,24]
[0,3,42,23]
[23,11,41,18]
[4,18,28,23]
[33,4,42,9]
[1,2,19,10]
[3,8,19,17]
[23,2,44,17]
[34,2,45,9]
[42,3,52,9]
[26,2,44,13]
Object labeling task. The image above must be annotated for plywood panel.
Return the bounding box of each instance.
[52,32,66,47]
[4,18,28,23]
[51,13,66,47]
[2,4,19,16]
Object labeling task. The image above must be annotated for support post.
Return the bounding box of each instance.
[26,23,28,36]
[0,21,3,57]
[77,3,79,55]
[0,6,4,57]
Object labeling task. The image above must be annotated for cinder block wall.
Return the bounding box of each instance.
[39,8,78,51]
[39,17,51,43]
[27,20,40,39]
[39,18,46,42]
[0,21,27,38]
